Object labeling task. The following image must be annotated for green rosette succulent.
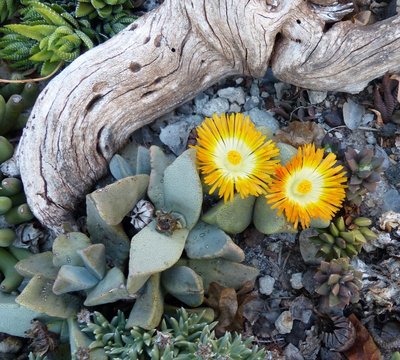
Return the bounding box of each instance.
[96,10,137,38]
[314,258,362,309]
[311,216,377,260]
[345,147,383,205]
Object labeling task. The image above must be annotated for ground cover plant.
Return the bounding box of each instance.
[0,1,400,359]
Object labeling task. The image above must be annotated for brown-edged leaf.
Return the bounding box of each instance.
[344,314,382,360]
[390,74,400,104]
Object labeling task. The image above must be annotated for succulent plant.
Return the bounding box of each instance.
[95,10,137,38]
[314,258,362,309]
[0,81,40,135]
[310,216,377,260]
[76,0,130,19]
[80,308,266,359]
[0,0,18,24]
[344,147,383,206]
[0,1,97,75]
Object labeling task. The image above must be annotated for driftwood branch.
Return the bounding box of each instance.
[17,0,400,232]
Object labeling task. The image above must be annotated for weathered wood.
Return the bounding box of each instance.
[17,0,400,232]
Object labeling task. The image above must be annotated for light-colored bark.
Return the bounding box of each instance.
[17,0,400,232]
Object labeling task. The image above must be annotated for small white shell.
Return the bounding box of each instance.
[130,199,155,230]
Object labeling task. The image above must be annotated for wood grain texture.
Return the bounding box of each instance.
[17,0,400,231]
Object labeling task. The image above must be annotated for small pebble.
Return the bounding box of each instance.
[244,96,260,111]
[275,311,294,334]
[261,91,269,98]
[229,103,242,113]
[334,132,343,139]
[235,77,244,85]
[290,273,303,290]
[259,275,275,295]
[201,98,230,117]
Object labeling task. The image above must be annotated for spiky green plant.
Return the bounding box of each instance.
[95,10,137,38]
[311,216,377,260]
[0,1,97,75]
[345,147,383,205]
[0,0,18,24]
[76,0,130,19]
[314,258,362,309]
[80,308,266,359]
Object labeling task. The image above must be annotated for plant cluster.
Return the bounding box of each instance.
[81,308,266,359]
[0,0,138,76]
[311,216,377,260]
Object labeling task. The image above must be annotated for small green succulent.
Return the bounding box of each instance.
[314,258,362,309]
[311,216,377,260]
[80,308,266,359]
[345,147,383,206]
[0,0,18,24]
[76,0,130,19]
[0,1,97,75]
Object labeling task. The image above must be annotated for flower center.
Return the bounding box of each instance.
[295,179,313,195]
[227,150,242,165]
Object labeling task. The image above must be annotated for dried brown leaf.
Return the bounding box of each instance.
[273,121,326,147]
[370,109,384,127]
[344,314,382,360]
[390,74,400,104]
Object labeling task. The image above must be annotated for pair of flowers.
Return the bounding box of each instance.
[193,113,347,229]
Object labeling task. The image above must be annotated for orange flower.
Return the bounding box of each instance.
[193,113,280,202]
[266,144,347,228]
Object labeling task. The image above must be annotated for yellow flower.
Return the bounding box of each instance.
[266,144,347,229]
[193,113,280,202]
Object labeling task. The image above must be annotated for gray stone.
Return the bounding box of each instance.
[244,96,260,111]
[201,98,230,117]
[307,90,327,105]
[343,99,365,130]
[160,121,192,156]
[246,108,279,134]
[217,87,246,105]
[383,189,400,212]
[250,81,260,97]
[176,102,194,115]
[299,229,324,265]
[374,145,390,171]
[274,82,291,100]
[290,273,303,290]
[284,343,305,360]
[261,91,269,98]
[259,275,275,295]
[235,78,244,85]
[194,93,209,113]
[229,103,242,113]
[275,311,293,334]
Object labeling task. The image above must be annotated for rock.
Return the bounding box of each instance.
[201,98,230,117]
[383,189,400,212]
[299,229,323,265]
[194,93,209,113]
[322,110,343,127]
[307,90,327,105]
[244,96,260,111]
[290,296,314,324]
[217,87,246,105]
[284,344,304,360]
[246,108,279,134]
[259,275,275,295]
[343,99,364,130]
[159,121,192,155]
[229,103,242,113]
[235,77,244,85]
[290,273,303,290]
[274,82,291,100]
[275,311,293,334]
[250,81,260,97]
[374,146,390,171]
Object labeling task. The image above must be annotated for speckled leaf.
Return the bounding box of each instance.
[253,197,296,235]
[161,266,204,307]
[185,221,244,262]
[127,220,189,294]
[163,148,202,230]
[88,175,149,225]
[126,274,164,330]
[109,154,135,180]
[16,275,81,318]
[15,251,59,279]
[84,267,131,306]
[53,265,98,294]
[177,258,259,293]
[202,194,255,234]
[86,195,130,268]
[77,244,106,280]
[52,232,91,268]
[276,142,298,165]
